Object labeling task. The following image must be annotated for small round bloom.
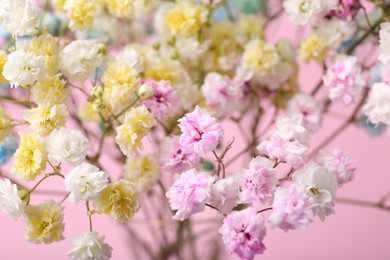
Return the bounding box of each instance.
[65,163,109,204]
[219,208,266,260]
[47,127,89,165]
[316,149,355,187]
[0,178,27,220]
[68,231,113,260]
[24,199,65,244]
[315,18,355,49]
[363,82,390,125]
[240,156,278,207]
[31,74,69,106]
[269,184,316,231]
[166,169,214,221]
[105,0,134,18]
[93,180,140,223]
[283,0,337,25]
[379,22,390,65]
[210,176,240,215]
[2,49,45,88]
[158,136,198,174]
[178,106,223,157]
[275,113,309,145]
[123,155,160,192]
[64,0,97,31]
[299,33,328,63]
[242,39,279,76]
[323,56,365,105]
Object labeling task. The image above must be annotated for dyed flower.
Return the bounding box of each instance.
[11,132,47,181]
[257,134,308,169]
[315,18,356,49]
[105,0,134,18]
[0,50,8,84]
[68,231,113,260]
[323,56,365,105]
[287,93,323,133]
[363,82,390,125]
[210,176,240,214]
[316,149,355,187]
[24,200,65,244]
[178,106,223,157]
[2,49,45,88]
[283,0,336,25]
[379,22,390,65]
[31,74,69,106]
[115,105,157,156]
[327,0,359,20]
[0,178,26,220]
[166,169,213,221]
[299,33,328,63]
[293,163,338,220]
[0,0,43,36]
[219,208,266,260]
[47,127,89,165]
[123,155,159,192]
[64,0,97,30]
[93,180,140,223]
[275,113,309,145]
[65,163,109,204]
[141,79,179,119]
[242,39,279,76]
[158,136,198,174]
[59,40,103,82]
[240,156,278,207]
[269,184,316,231]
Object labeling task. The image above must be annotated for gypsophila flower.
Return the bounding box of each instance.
[65,163,109,204]
[379,22,390,65]
[283,0,337,25]
[315,18,356,49]
[166,169,214,221]
[2,49,45,88]
[64,0,97,31]
[275,113,310,145]
[123,155,159,192]
[210,176,240,215]
[178,106,223,157]
[68,231,112,260]
[363,82,390,125]
[219,208,266,260]
[47,127,89,165]
[0,178,26,220]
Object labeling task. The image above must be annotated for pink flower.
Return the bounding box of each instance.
[210,176,240,214]
[159,136,198,174]
[166,169,214,221]
[219,208,266,260]
[323,56,365,105]
[141,79,179,119]
[239,156,278,207]
[269,184,316,231]
[287,93,323,133]
[327,0,359,21]
[178,106,223,157]
[257,134,308,169]
[316,149,355,187]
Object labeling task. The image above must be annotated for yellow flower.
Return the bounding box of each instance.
[242,38,279,75]
[238,15,265,42]
[165,2,208,37]
[64,0,97,31]
[93,180,140,223]
[143,59,179,82]
[123,155,159,191]
[106,0,134,18]
[0,50,8,84]
[52,0,67,13]
[32,74,69,106]
[115,105,156,156]
[78,103,101,122]
[23,104,68,136]
[0,106,12,142]
[29,33,61,76]
[24,200,65,244]
[102,61,140,114]
[11,132,47,181]
[299,33,328,63]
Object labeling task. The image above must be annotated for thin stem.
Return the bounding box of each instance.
[86,201,93,232]
[336,197,390,212]
[257,207,273,213]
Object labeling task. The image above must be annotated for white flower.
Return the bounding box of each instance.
[2,49,45,88]
[117,47,144,74]
[0,0,43,36]
[283,0,337,25]
[276,113,310,145]
[68,231,113,260]
[379,22,390,64]
[210,176,240,214]
[293,163,338,220]
[0,178,26,220]
[363,82,390,125]
[175,37,210,61]
[64,163,109,204]
[315,18,356,49]
[47,127,90,165]
[59,40,102,82]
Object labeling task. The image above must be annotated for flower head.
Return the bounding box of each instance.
[363,82,390,125]
[68,231,112,260]
[123,155,159,192]
[0,178,26,219]
[210,176,240,215]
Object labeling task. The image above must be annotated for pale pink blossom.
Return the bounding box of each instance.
[363,82,390,125]
[323,56,365,105]
[275,113,310,146]
[239,156,278,207]
[287,93,323,133]
[158,136,198,174]
[327,0,359,20]
[219,208,266,260]
[257,134,308,169]
[166,169,214,221]
[210,176,240,214]
[178,106,223,157]
[316,149,355,187]
[269,184,316,231]
[141,79,179,119]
